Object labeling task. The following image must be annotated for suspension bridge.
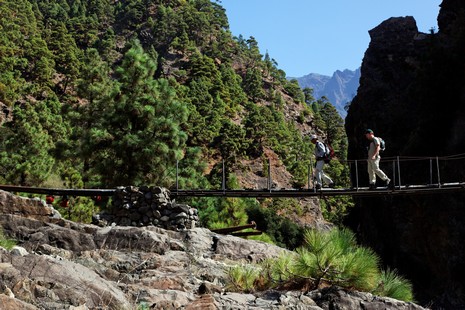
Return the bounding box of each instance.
[1,153,465,199]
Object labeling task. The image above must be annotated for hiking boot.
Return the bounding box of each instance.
[369,184,376,190]
[328,182,335,188]
[315,184,322,190]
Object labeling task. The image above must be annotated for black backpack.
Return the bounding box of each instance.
[378,137,386,152]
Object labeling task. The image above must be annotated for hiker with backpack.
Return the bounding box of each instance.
[310,134,334,190]
[365,129,390,189]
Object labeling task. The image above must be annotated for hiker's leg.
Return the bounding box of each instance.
[373,157,388,180]
[367,160,376,184]
[315,160,324,186]
[321,166,333,185]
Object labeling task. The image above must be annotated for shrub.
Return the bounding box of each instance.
[0,229,16,250]
[225,227,415,303]
[373,268,415,302]
[246,203,304,249]
[226,264,262,293]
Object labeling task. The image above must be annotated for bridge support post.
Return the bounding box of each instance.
[392,161,396,191]
[222,160,225,191]
[429,158,433,186]
[307,161,311,190]
[268,158,272,192]
[436,156,441,188]
[397,156,402,189]
[176,160,179,193]
[355,160,359,191]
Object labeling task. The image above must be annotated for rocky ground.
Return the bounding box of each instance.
[0,189,427,309]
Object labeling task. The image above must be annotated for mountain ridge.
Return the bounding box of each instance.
[290,68,361,118]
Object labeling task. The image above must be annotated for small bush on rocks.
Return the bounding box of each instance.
[226,227,414,302]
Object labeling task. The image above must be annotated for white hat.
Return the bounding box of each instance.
[310,134,318,140]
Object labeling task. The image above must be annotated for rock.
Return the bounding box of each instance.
[100,186,200,231]
[0,191,55,220]
[0,294,38,310]
[10,246,28,256]
[0,190,430,309]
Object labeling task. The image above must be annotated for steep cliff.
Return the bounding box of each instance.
[345,0,465,308]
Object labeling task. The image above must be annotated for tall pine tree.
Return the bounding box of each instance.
[85,40,187,187]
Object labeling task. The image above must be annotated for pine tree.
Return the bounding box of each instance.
[47,21,82,94]
[243,67,265,102]
[61,48,113,187]
[0,0,54,104]
[318,97,345,148]
[0,99,57,185]
[214,120,248,164]
[85,40,187,187]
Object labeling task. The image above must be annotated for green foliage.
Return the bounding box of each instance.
[226,264,262,293]
[54,196,102,223]
[0,98,63,185]
[303,87,315,105]
[226,228,414,303]
[137,302,150,310]
[318,159,354,225]
[0,0,55,104]
[198,174,258,229]
[247,232,275,245]
[78,40,188,187]
[218,64,247,115]
[213,120,248,164]
[41,18,82,94]
[0,0,355,249]
[320,195,354,227]
[243,104,272,155]
[284,79,305,103]
[373,268,414,302]
[261,252,297,284]
[246,200,305,250]
[0,229,16,250]
[243,67,265,102]
[167,147,209,190]
[299,228,380,291]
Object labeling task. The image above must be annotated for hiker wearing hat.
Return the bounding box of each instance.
[310,134,334,190]
[365,129,390,189]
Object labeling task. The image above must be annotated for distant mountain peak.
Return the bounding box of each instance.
[290,68,361,118]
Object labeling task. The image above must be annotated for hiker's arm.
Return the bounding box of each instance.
[372,144,380,159]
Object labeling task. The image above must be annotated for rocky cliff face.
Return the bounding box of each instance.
[345,0,465,308]
[0,190,427,310]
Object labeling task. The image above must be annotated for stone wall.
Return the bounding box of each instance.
[93,186,199,230]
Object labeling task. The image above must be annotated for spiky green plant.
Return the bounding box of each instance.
[225,228,414,303]
[0,229,16,250]
[296,228,380,290]
[226,264,261,293]
[374,268,414,302]
[262,252,297,284]
[336,247,380,291]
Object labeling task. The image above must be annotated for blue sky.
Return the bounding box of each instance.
[220,0,442,77]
